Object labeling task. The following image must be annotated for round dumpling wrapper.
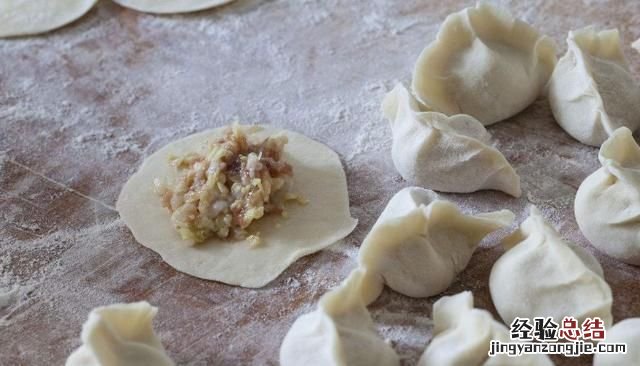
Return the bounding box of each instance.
[112,0,235,14]
[116,126,357,288]
[0,0,98,38]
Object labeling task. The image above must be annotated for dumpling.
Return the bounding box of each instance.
[280,269,399,366]
[412,2,557,125]
[548,27,640,146]
[633,38,640,53]
[490,206,613,327]
[383,83,521,197]
[593,318,640,366]
[357,187,514,304]
[417,291,553,366]
[66,302,174,366]
[575,127,640,265]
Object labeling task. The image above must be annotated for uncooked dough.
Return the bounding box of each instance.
[548,27,640,146]
[575,127,640,265]
[117,125,357,288]
[593,318,640,366]
[0,0,98,38]
[417,291,553,366]
[412,2,557,125]
[357,187,514,304]
[490,206,613,327]
[112,0,236,14]
[383,83,521,196]
[280,269,400,366]
[66,302,174,366]
[633,38,640,53]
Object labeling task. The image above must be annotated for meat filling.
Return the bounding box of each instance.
[155,125,303,244]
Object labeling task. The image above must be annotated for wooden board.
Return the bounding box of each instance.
[1,0,640,364]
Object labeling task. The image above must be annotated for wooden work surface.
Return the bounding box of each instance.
[1,1,639,365]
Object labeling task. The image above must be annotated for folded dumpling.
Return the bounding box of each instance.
[593,318,640,366]
[358,187,514,304]
[417,291,553,366]
[280,270,399,366]
[490,206,613,327]
[548,27,640,146]
[412,2,556,125]
[575,127,640,265]
[383,84,521,197]
[66,302,174,366]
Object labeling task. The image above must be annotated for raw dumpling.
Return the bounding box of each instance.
[417,291,553,366]
[575,127,640,265]
[66,302,174,366]
[593,318,640,366]
[633,38,640,53]
[117,125,357,288]
[383,84,521,197]
[0,0,98,37]
[412,2,557,125]
[112,0,235,14]
[280,269,400,366]
[490,206,613,327]
[357,187,514,304]
[548,27,640,146]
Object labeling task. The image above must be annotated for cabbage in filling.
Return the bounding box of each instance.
[155,125,303,244]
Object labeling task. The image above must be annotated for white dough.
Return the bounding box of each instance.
[280,269,400,366]
[383,84,521,197]
[490,206,613,327]
[575,127,640,265]
[412,2,556,126]
[112,0,235,14]
[548,27,640,146]
[0,0,97,38]
[417,291,553,366]
[593,318,640,366]
[116,126,357,288]
[66,302,174,366]
[357,187,514,304]
[633,38,640,53]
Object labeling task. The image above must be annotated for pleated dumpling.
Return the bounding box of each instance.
[575,127,640,265]
[383,84,521,197]
[490,206,613,327]
[357,187,514,304]
[280,270,399,366]
[593,318,640,366]
[548,27,640,146]
[417,292,553,366]
[66,302,174,366]
[412,2,556,125]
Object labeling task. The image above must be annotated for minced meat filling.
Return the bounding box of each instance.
[155,125,303,243]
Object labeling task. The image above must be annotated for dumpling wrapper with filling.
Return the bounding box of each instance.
[548,27,640,146]
[112,0,235,14]
[593,318,640,366]
[575,127,640,265]
[490,206,613,327]
[412,1,557,125]
[383,83,521,197]
[357,187,514,304]
[0,0,98,38]
[66,302,174,366]
[417,291,553,366]
[117,125,357,288]
[280,269,400,366]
